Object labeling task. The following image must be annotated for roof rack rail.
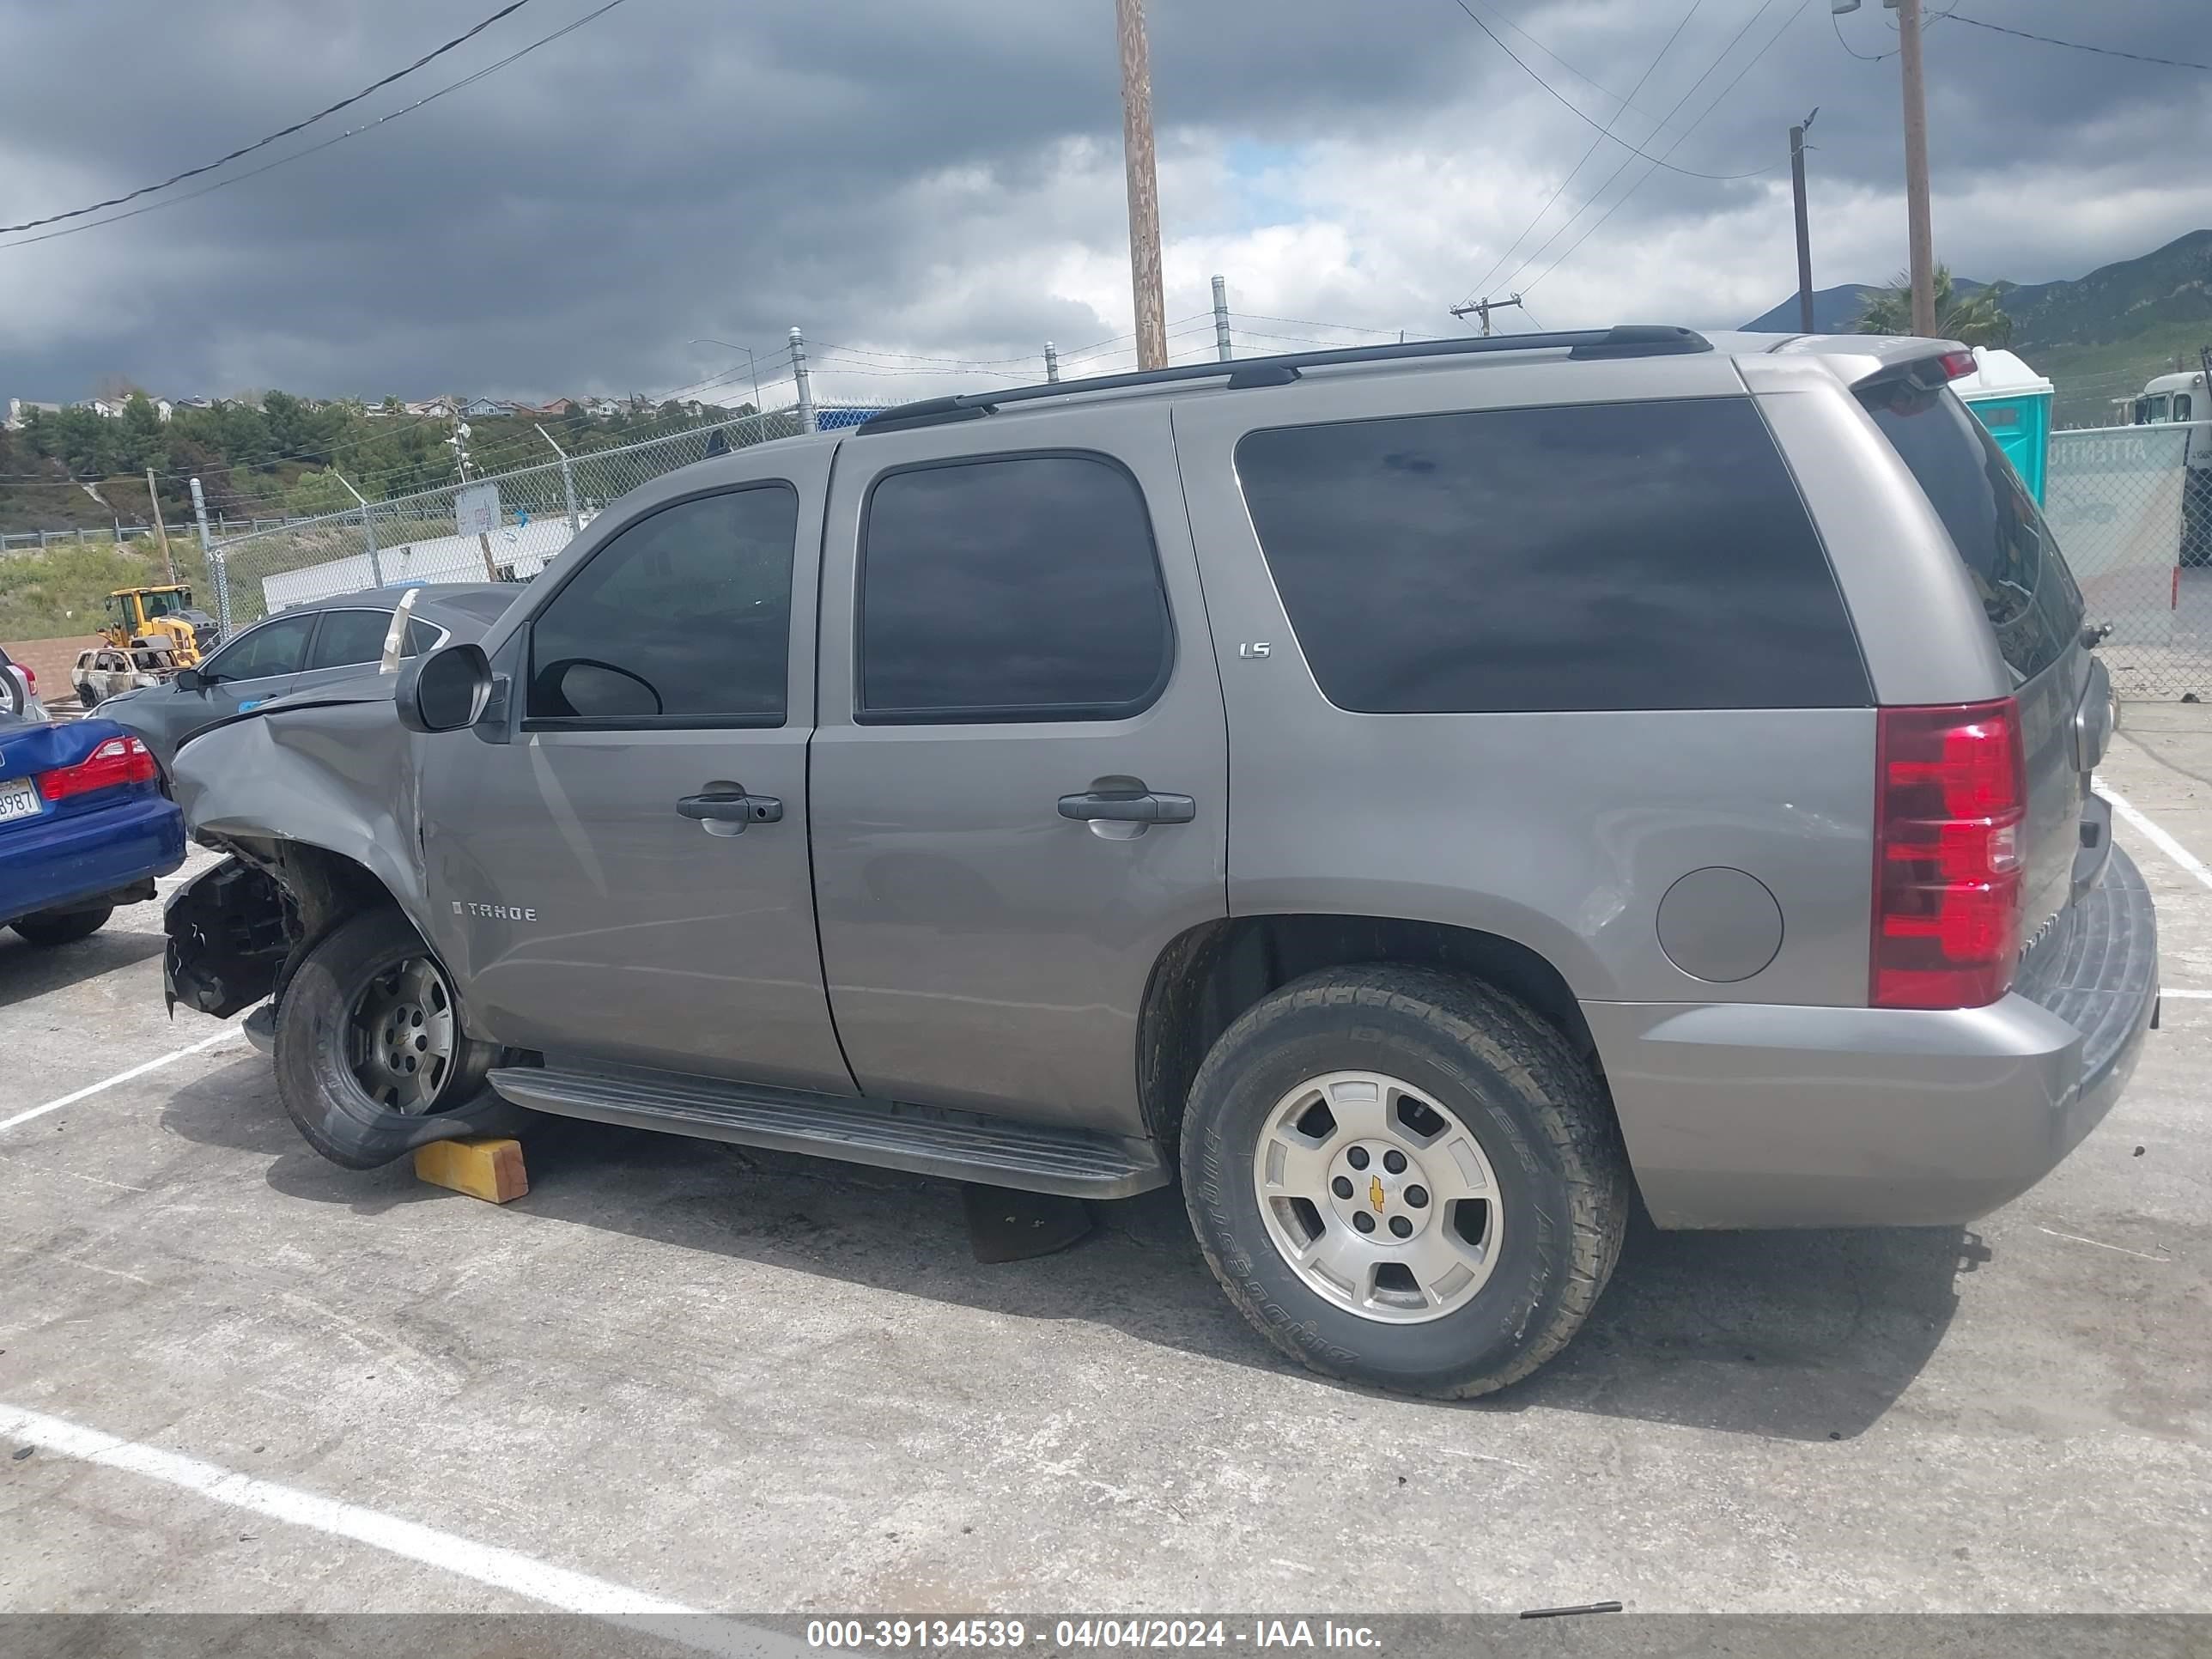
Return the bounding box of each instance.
[854,325,1711,434]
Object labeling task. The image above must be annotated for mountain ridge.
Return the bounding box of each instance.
[1743,228,2212,421]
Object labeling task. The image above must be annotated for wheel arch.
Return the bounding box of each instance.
[1136,913,1605,1150]
[166,836,416,1021]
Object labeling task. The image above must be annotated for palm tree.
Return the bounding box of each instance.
[1855,264,2014,345]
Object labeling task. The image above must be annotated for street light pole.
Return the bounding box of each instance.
[687,338,763,412]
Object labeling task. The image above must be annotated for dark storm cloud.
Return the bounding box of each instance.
[1,0,2205,404]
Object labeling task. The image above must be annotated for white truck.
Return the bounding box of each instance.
[2117,353,2212,567]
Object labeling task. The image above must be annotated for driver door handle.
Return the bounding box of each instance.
[1057,790,1197,825]
[677,792,783,829]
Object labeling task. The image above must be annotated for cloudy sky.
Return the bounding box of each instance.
[3,0,2208,410]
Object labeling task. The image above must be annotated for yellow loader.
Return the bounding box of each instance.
[100,586,220,669]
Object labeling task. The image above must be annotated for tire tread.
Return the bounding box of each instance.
[1182,963,1629,1398]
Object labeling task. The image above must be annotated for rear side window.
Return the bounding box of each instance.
[1860,384,2082,684]
[1236,398,1869,714]
[305,610,395,671]
[858,453,1172,722]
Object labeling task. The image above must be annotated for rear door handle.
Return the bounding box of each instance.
[1057,791,1196,825]
[677,792,783,830]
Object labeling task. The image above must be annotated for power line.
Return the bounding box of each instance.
[1461,3,1705,145]
[0,1,539,235]
[1831,9,1896,62]
[1944,15,2211,73]
[1504,0,1796,295]
[1232,311,1402,337]
[1463,0,1708,307]
[0,0,632,251]
[1446,0,1783,182]
[1519,0,1815,296]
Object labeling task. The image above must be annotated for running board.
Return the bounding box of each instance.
[486,1066,1171,1200]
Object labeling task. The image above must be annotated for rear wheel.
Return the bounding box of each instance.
[11,905,113,947]
[275,908,498,1168]
[1182,965,1629,1398]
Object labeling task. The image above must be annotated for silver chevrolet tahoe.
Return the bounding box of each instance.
[163,326,2158,1398]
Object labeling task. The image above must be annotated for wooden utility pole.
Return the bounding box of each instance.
[1115,0,1168,371]
[1897,0,1937,337]
[146,465,175,584]
[1790,110,1817,333]
[1449,294,1524,336]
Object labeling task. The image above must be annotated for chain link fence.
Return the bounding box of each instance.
[201,402,876,629]
[2046,422,2212,701]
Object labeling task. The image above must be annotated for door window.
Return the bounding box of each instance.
[526,484,798,726]
[856,453,1172,723]
[207,614,314,683]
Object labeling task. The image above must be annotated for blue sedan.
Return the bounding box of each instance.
[0,715,185,947]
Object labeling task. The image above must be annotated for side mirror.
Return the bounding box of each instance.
[396,642,493,734]
[173,666,203,693]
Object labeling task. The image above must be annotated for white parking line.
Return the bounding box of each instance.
[0,1024,242,1138]
[2098,776,2212,892]
[0,1401,702,1616]
[0,1404,802,1654]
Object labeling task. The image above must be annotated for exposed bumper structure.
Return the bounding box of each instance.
[1590,843,2159,1229]
[163,857,291,1018]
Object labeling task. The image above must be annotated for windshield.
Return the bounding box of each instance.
[1860,382,2084,684]
[140,589,190,618]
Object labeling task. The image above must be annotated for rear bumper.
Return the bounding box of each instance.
[1589,842,2159,1229]
[0,793,185,927]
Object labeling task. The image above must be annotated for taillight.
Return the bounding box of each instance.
[1937,349,1978,380]
[1871,699,2027,1010]
[38,735,158,802]
[20,665,33,690]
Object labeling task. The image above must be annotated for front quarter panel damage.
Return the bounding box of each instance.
[166,701,430,1021]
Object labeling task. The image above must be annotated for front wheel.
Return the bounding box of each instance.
[274,908,499,1169]
[1182,966,1630,1398]
[11,905,113,947]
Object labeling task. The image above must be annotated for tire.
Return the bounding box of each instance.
[11,905,113,947]
[1181,965,1630,1398]
[274,906,499,1170]
[77,684,103,710]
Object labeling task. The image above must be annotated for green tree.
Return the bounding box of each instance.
[119,393,165,470]
[1856,264,2014,346]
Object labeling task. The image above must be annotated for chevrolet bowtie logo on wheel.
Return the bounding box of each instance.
[1369,1175,1386,1213]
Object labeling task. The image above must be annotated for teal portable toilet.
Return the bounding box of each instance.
[1951,347,2054,503]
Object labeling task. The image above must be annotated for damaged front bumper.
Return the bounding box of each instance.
[164,854,293,1020]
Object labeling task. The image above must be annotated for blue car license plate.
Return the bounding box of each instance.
[0,776,42,823]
